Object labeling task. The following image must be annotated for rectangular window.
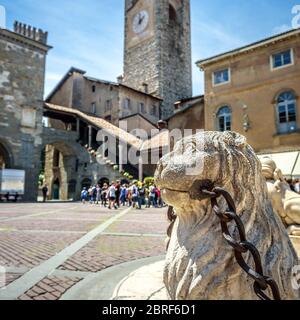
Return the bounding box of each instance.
[124,98,131,110]
[272,49,293,69]
[139,102,146,114]
[150,105,157,116]
[105,100,112,112]
[92,85,96,93]
[91,103,96,115]
[213,68,230,86]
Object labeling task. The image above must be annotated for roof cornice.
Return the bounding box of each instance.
[196,28,300,69]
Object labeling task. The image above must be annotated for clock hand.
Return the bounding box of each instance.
[138,13,145,25]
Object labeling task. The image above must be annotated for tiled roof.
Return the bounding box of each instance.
[44,103,143,149]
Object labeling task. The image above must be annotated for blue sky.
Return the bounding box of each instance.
[1,0,299,97]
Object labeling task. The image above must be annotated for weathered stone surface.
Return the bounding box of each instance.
[0,27,50,201]
[123,0,192,119]
[155,131,299,300]
[261,157,300,236]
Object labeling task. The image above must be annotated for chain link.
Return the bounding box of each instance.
[166,182,282,300]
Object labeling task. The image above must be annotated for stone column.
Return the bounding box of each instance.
[88,125,92,148]
[139,156,143,182]
[119,144,124,173]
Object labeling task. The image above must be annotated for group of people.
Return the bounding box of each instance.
[81,181,164,210]
[287,179,300,194]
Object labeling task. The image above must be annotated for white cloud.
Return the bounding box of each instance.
[272,24,291,35]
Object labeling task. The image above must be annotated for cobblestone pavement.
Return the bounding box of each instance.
[0,202,168,300]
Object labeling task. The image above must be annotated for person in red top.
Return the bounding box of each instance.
[156,187,163,208]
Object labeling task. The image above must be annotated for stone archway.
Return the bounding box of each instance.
[98,177,109,187]
[0,141,13,169]
[42,141,79,201]
[52,178,60,200]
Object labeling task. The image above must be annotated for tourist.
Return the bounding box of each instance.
[126,185,132,207]
[287,179,295,192]
[156,187,163,208]
[14,192,19,203]
[138,183,146,209]
[120,185,127,206]
[42,184,48,202]
[148,185,157,208]
[115,180,121,208]
[81,187,88,204]
[294,180,300,194]
[107,182,117,210]
[5,192,10,203]
[101,183,108,207]
[92,185,97,204]
[95,184,101,204]
[131,183,139,209]
[88,186,94,204]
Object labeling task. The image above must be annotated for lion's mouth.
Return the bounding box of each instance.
[161,180,215,201]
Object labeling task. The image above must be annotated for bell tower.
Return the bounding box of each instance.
[123,0,192,119]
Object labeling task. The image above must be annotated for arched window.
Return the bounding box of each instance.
[217,106,232,132]
[276,91,297,133]
[169,4,177,22]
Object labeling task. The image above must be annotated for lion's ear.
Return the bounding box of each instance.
[223,132,247,149]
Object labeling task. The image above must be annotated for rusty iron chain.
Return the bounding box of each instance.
[166,183,281,300]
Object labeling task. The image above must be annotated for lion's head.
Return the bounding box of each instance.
[155,131,299,300]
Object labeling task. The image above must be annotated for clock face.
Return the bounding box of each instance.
[132,10,149,34]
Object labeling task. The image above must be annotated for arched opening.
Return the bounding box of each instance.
[98,177,109,187]
[68,179,77,200]
[169,4,177,22]
[81,178,92,190]
[52,178,60,200]
[0,142,12,169]
[41,141,77,201]
[275,91,297,134]
[216,106,232,132]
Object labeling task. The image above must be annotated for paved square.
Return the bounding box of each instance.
[0,203,168,300]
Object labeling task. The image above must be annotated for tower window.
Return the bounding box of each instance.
[169,4,177,22]
[92,85,96,93]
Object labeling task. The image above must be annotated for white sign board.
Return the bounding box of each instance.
[0,169,25,194]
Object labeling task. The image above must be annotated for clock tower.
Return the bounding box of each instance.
[123,0,192,119]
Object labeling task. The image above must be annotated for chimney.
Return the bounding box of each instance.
[13,21,48,45]
[117,75,124,84]
[142,83,148,94]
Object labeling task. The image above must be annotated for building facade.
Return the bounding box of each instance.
[123,0,192,119]
[46,68,162,128]
[197,28,300,176]
[0,22,51,201]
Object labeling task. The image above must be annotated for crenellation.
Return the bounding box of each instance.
[13,21,48,45]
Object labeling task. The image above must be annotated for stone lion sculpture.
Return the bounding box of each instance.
[260,157,300,236]
[155,131,299,300]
